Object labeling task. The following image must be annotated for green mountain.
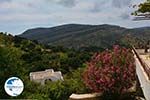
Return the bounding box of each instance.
[19,24,150,49]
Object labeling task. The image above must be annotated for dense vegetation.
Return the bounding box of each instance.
[0,32,92,99]
[0,27,148,99]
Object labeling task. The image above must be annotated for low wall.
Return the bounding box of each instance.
[69,93,102,100]
[135,55,150,100]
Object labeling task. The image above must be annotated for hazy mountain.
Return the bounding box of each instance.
[19,24,150,49]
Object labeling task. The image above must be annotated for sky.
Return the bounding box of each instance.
[0,0,150,35]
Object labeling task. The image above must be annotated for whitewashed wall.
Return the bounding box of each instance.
[135,55,150,100]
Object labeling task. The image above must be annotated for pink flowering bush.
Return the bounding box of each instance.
[83,45,135,95]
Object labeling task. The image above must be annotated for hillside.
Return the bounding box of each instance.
[0,32,92,99]
[0,29,147,99]
[19,24,150,49]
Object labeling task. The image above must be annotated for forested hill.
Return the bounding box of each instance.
[19,24,150,49]
[0,32,92,99]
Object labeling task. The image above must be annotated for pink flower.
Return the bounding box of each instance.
[83,45,136,94]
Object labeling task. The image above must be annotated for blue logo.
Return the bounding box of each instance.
[4,77,24,96]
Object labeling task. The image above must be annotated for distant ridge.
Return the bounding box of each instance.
[19,24,150,49]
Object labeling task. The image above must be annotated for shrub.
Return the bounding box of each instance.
[39,68,88,100]
[83,45,136,96]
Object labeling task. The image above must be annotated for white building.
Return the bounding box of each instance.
[29,69,63,85]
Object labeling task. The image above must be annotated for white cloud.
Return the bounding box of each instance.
[112,0,131,8]
[0,0,150,35]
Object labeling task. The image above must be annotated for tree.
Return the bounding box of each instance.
[0,46,26,98]
[133,0,150,20]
